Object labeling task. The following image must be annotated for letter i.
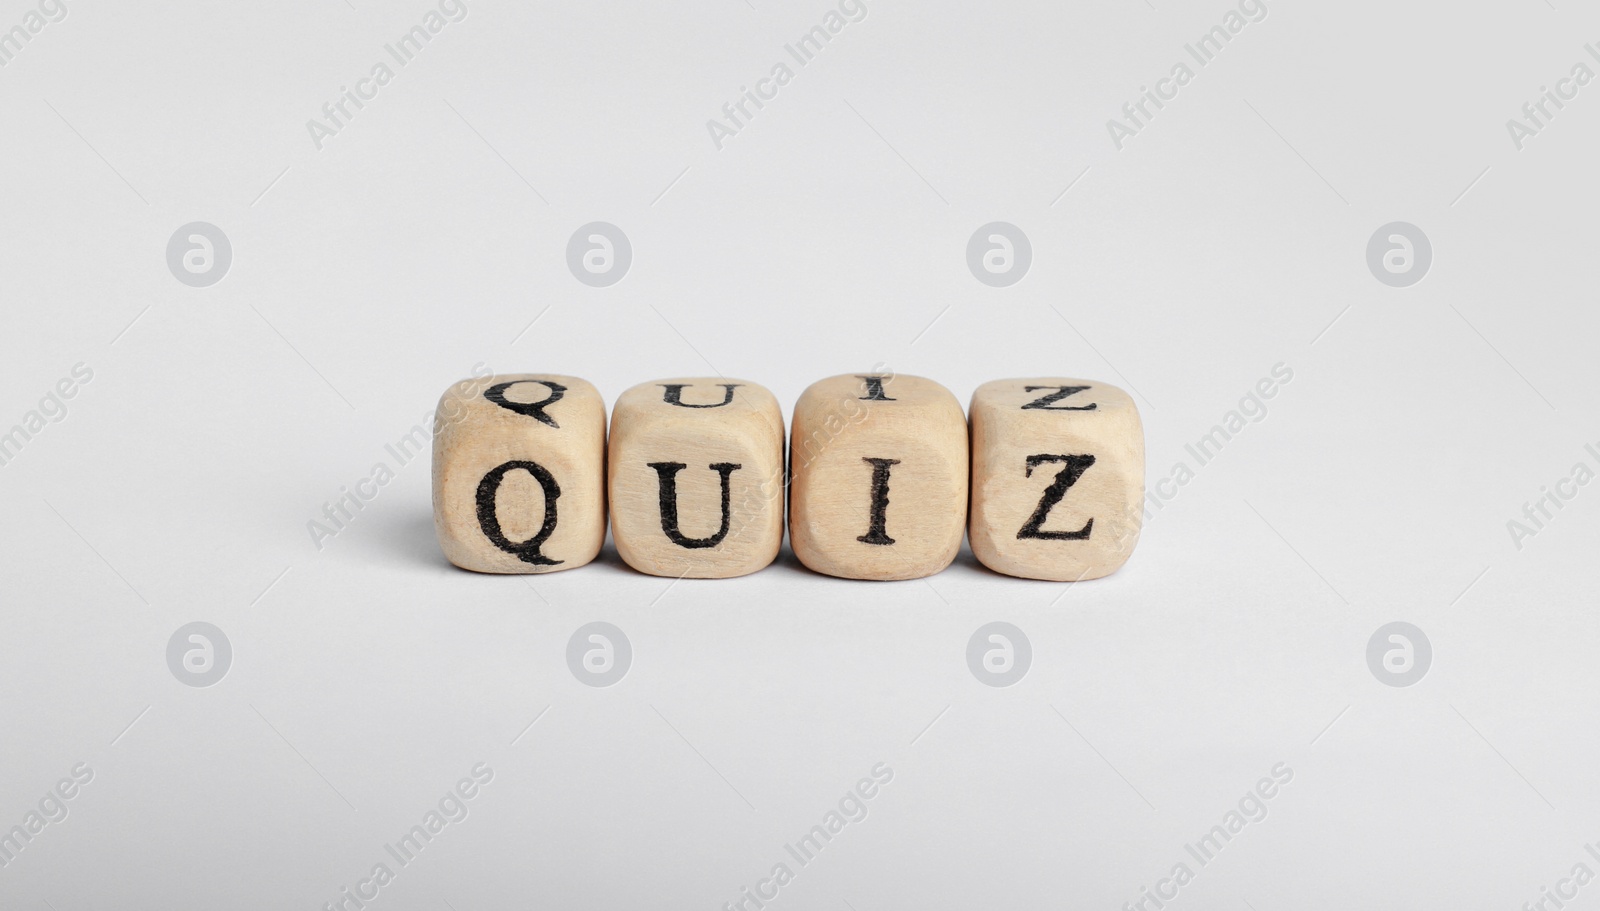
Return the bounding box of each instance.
[857,458,899,545]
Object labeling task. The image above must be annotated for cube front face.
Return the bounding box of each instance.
[969,378,1144,582]
[432,374,606,574]
[789,373,968,581]
[608,378,785,578]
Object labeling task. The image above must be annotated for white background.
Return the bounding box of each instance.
[2,0,1598,908]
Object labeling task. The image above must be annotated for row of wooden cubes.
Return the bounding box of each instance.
[433,373,1144,582]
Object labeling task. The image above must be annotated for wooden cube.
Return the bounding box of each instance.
[432,374,606,573]
[608,378,784,578]
[968,378,1144,581]
[789,373,968,580]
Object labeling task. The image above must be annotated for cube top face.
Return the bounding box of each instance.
[609,378,785,579]
[969,378,1144,582]
[789,373,968,581]
[432,374,606,574]
[436,373,603,431]
[612,378,783,437]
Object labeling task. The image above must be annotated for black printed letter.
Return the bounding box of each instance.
[858,376,896,401]
[484,379,567,428]
[476,460,562,565]
[649,462,742,548]
[1016,454,1095,540]
[659,384,741,408]
[1020,385,1096,411]
[857,457,901,545]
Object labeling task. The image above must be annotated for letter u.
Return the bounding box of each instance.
[648,462,742,548]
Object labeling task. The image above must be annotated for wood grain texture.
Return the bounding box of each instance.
[608,378,784,578]
[432,374,606,573]
[789,373,968,580]
[969,378,1143,582]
